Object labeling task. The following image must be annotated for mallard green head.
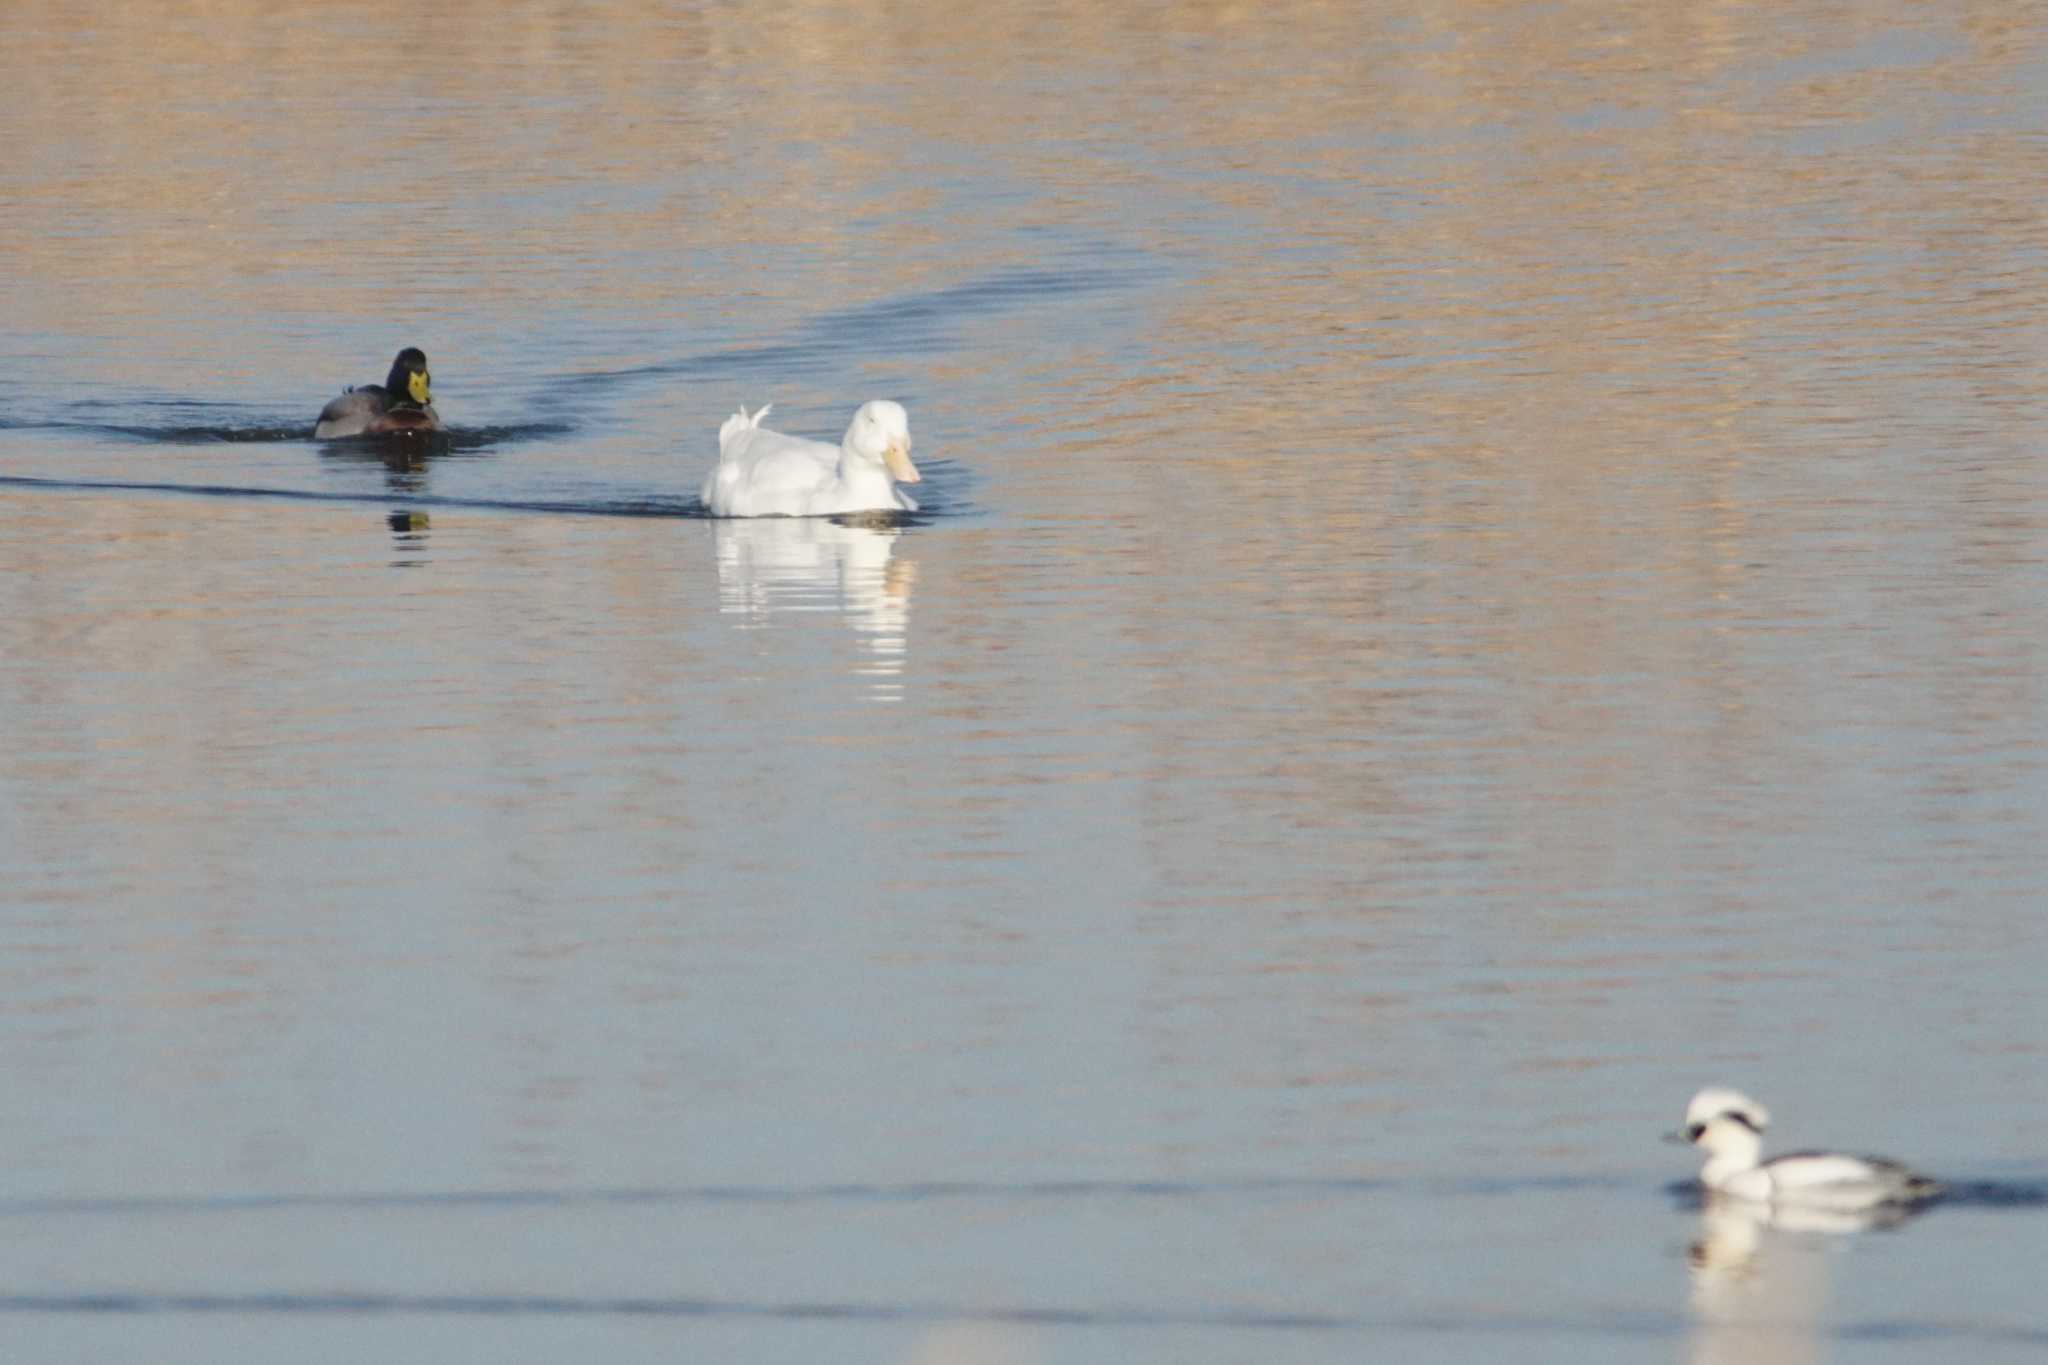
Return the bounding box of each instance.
[383,347,432,408]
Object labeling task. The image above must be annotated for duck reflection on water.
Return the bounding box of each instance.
[1684,1193,1933,1365]
[711,515,917,702]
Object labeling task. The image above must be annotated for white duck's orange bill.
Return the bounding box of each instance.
[884,442,921,483]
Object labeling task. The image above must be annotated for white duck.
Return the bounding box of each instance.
[1673,1087,1943,1210]
[701,400,920,517]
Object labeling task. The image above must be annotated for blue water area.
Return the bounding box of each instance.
[4,1,2048,1362]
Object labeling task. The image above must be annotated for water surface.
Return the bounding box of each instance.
[3,1,2048,1361]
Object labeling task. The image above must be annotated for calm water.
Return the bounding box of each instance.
[4,1,2048,1360]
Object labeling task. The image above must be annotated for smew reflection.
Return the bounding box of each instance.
[1685,1196,1931,1365]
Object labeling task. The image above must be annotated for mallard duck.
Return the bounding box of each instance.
[701,400,920,517]
[1671,1087,1943,1209]
[313,347,441,438]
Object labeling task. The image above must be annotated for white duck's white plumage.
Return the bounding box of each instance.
[701,400,920,517]
[1677,1087,1942,1210]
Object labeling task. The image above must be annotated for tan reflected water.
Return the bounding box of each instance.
[2,1,2047,1360]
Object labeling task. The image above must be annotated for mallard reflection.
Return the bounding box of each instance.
[318,435,452,493]
[386,510,431,566]
[712,515,917,701]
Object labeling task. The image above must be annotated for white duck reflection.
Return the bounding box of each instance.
[1685,1194,1929,1365]
[711,515,917,701]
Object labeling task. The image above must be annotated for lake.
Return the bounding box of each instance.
[3,1,2047,1361]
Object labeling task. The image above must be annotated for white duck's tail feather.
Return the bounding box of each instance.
[718,402,773,460]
